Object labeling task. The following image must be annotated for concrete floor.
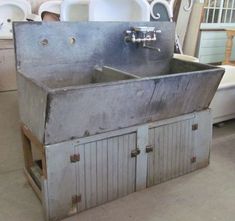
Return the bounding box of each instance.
[0,90,235,221]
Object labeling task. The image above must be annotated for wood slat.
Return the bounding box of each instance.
[147,119,195,186]
[46,142,76,220]
[76,133,136,212]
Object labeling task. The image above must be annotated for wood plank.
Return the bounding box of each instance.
[128,133,136,193]
[136,126,148,191]
[184,2,204,56]
[24,168,42,202]
[112,137,118,199]
[84,143,92,208]
[201,31,227,39]
[21,124,47,179]
[190,118,196,172]
[176,0,193,47]
[155,126,163,184]
[96,140,103,205]
[147,128,154,187]
[76,113,195,145]
[107,138,113,201]
[171,123,177,178]
[45,142,76,220]
[21,129,34,171]
[101,139,108,203]
[200,39,229,48]
[162,125,168,182]
[90,142,97,207]
[193,109,212,168]
[183,120,190,174]
[77,144,86,212]
[175,121,181,177]
[199,54,226,63]
[118,135,124,197]
[122,134,129,196]
[199,47,226,56]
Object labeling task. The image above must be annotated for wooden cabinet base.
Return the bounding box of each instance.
[21,110,212,221]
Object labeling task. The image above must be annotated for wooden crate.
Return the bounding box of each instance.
[0,40,17,92]
[22,110,212,221]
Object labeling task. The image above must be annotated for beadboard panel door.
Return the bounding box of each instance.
[147,118,195,187]
[75,132,137,213]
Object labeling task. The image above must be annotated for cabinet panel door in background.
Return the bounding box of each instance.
[147,118,195,187]
[0,41,16,91]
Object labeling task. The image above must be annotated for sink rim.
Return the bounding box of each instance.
[17,59,225,94]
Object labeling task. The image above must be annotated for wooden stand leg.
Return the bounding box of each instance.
[224,34,233,65]
[20,124,47,202]
[21,129,34,170]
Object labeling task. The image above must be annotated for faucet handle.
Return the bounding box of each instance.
[155,29,162,34]
[124,26,162,52]
[125,26,161,44]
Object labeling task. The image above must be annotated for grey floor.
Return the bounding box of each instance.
[1,91,235,221]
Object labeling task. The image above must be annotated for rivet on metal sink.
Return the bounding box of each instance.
[40,39,49,46]
[68,37,76,45]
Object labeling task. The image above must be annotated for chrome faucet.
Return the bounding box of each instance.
[125,26,161,52]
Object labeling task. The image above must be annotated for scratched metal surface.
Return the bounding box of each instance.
[14,22,175,81]
[13,22,224,145]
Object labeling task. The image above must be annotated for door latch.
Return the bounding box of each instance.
[131,148,141,158]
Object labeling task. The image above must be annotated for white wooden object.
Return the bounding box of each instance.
[198,30,235,63]
[183,1,204,56]
[175,0,193,47]
[30,110,213,221]
[210,65,235,123]
[136,126,148,191]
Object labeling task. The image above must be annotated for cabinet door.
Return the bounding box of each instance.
[192,110,212,169]
[147,118,195,187]
[76,132,137,212]
[46,142,77,221]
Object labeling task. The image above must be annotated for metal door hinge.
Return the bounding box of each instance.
[70,154,80,163]
[191,156,197,163]
[146,145,153,153]
[131,148,141,158]
[192,124,198,131]
[72,195,82,204]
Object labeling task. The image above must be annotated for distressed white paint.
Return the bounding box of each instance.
[44,110,212,221]
[198,30,235,63]
[75,133,136,213]
[136,125,148,191]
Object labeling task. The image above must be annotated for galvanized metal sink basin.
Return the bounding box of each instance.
[14,22,224,145]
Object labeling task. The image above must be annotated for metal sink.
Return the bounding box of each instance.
[14,22,224,145]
